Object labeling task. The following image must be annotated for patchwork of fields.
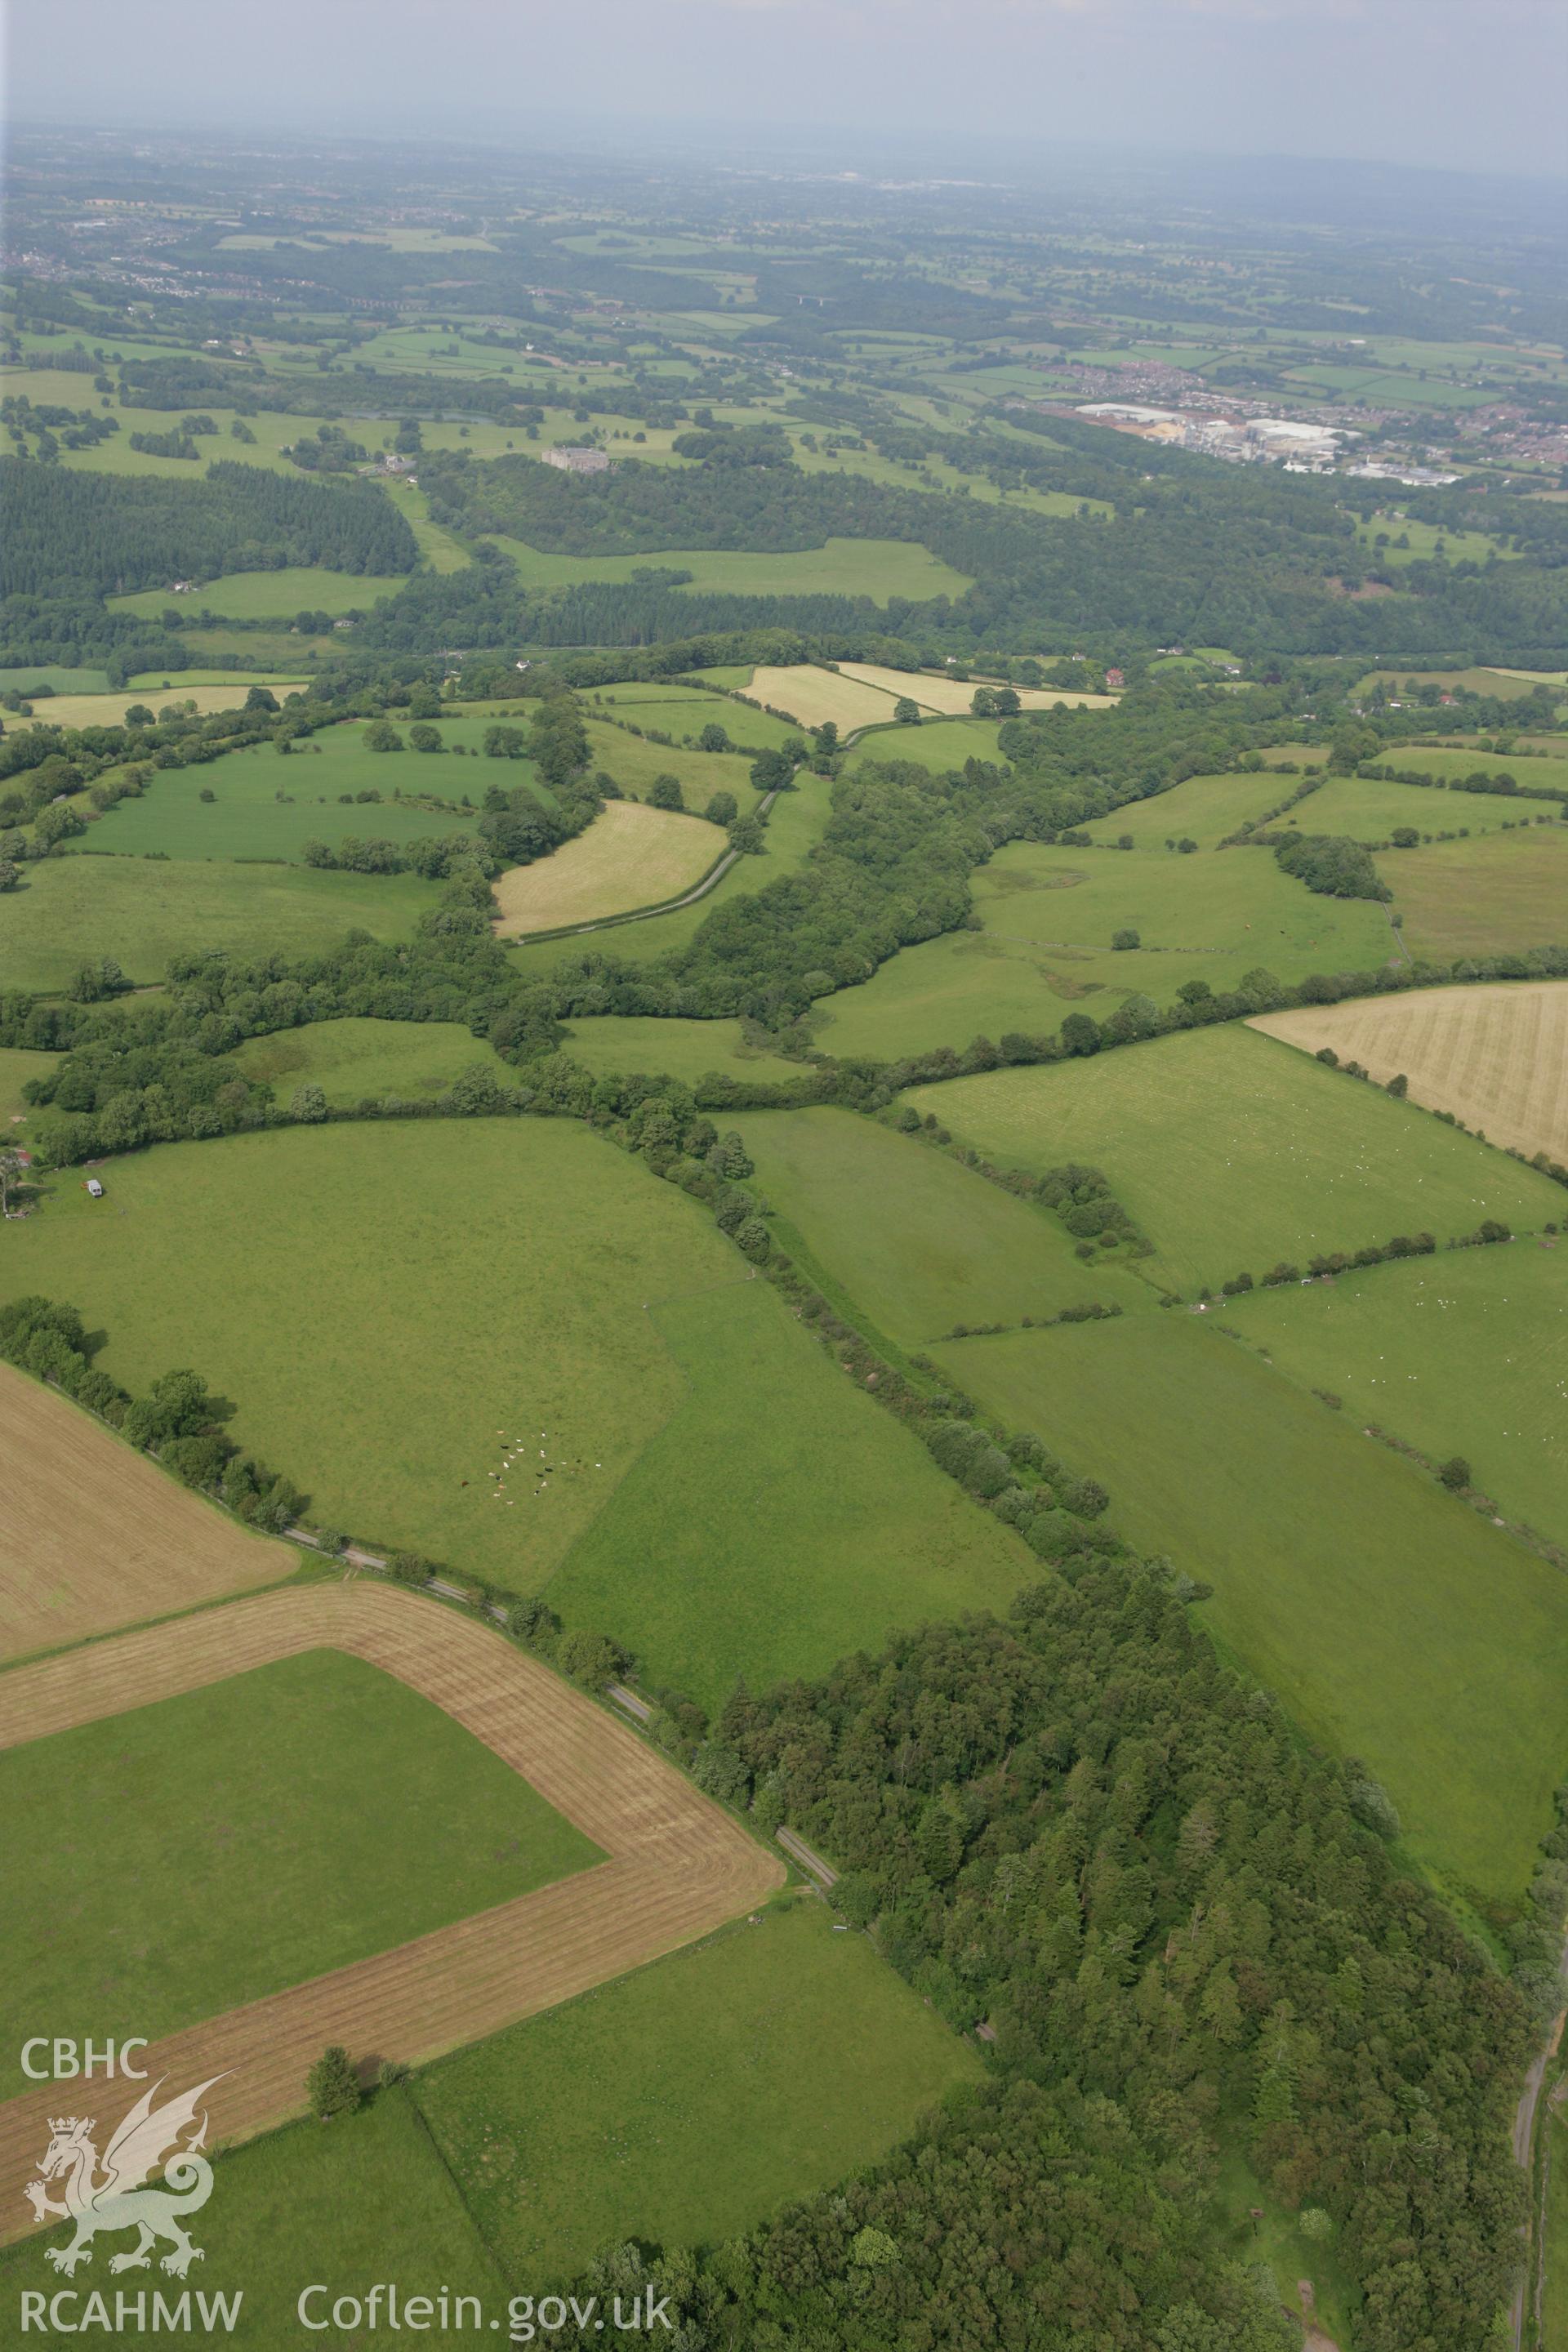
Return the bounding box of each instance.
[0,1647,601,2098]
[0,1121,1028,1702]
[906,1023,1560,1294]
[0,1580,783,2227]
[8,145,1568,2336]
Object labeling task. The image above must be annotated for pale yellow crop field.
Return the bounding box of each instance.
[8,683,310,730]
[1250,980,1568,1167]
[740,666,906,733]
[835,662,1119,715]
[740,664,1119,734]
[491,801,723,937]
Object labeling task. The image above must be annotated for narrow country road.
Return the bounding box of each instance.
[1511,1933,1568,2350]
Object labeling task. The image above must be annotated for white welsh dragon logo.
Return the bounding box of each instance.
[24,2074,227,2278]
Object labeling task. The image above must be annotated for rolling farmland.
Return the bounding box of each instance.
[0,1580,782,2237]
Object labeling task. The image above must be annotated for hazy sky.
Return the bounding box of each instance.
[8,0,1568,180]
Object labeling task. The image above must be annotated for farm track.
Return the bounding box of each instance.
[0,1582,782,2239]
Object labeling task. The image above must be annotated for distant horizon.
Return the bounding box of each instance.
[7,0,1567,184]
[7,113,1566,198]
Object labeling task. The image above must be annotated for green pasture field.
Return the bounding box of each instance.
[907,1025,1558,1295]
[582,716,763,813]
[846,716,1005,773]
[1221,1243,1568,1548]
[2,1122,1025,1701]
[397,483,472,572]
[85,716,539,864]
[221,226,497,252]
[230,1018,516,1106]
[555,229,721,256]
[182,627,342,666]
[786,434,1098,522]
[813,840,1392,1061]
[0,2092,509,2341]
[1080,771,1294,851]
[1352,667,1549,702]
[583,684,804,754]
[486,533,972,604]
[1353,515,1513,567]
[1282,364,1499,409]
[2,1120,728,1602]
[0,855,434,991]
[0,1650,598,2099]
[0,1044,56,1134]
[547,1275,1028,1705]
[417,1900,981,2284]
[1291,772,1535,843]
[109,567,408,621]
[1375,742,1568,796]
[514,765,831,974]
[933,1314,1568,1909]
[559,1015,804,1085]
[1388,826,1568,960]
[0,664,111,693]
[127,669,312,690]
[733,1107,1152,1345]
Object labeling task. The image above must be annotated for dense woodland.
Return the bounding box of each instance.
[0,460,416,666]
[542,1565,1540,2350]
[373,429,1568,667]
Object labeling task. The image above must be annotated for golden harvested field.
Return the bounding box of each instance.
[0,1363,292,1664]
[740,663,1116,733]
[1250,981,1568,1167]
[0,1580,782,2237]
[741,665,911,733]
[491,800,723,937]
[835,662,1118,715]
[11,683,309,731]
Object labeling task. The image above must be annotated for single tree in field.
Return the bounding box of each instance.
[649,773,684,811]
[893,697,920,725]
[306,2046,362,2120]
[705,789,737,828]
[1438,1456,1472,1492]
